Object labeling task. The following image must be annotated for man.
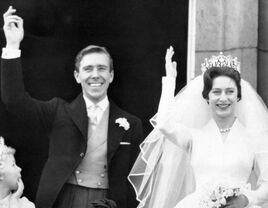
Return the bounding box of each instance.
[1,6,143,208]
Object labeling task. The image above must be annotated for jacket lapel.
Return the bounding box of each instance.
[107,101,126,164]
[67,93,88,140]
[67,96,125,161]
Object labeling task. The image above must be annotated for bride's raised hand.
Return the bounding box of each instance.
[165,46,177,78]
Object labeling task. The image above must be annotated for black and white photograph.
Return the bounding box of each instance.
[1,0,268,208]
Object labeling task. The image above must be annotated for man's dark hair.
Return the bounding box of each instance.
[74,45,114,72]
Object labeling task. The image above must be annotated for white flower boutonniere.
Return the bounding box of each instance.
[115,118,130,131]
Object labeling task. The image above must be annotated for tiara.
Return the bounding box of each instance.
[201,52,240,73]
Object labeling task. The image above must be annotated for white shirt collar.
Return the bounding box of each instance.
[83,95,109,124]
[83,95,109,112]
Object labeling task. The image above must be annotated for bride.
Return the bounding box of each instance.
[128,47,268,208]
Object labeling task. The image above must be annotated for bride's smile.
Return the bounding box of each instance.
[208,76,238,120]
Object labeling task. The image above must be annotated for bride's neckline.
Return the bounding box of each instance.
[208,117,238,143]
[214,117,237,134]
[219,127,231,133]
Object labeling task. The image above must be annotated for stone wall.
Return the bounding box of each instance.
[258,0,268,105]
[194,0,258,88]
[191,2,268,207]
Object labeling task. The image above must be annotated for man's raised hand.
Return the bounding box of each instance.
[3,6,24,49]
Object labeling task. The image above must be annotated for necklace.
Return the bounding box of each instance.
[219,128,231,133]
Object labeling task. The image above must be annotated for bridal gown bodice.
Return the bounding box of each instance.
[166,118,268,208]
[191,119,255,189]
[128,76,268,208]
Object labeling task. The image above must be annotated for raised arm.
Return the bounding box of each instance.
[2,6,25,104]
[1,7,57,131]
[155,46,192,148]
[156,46,177,123]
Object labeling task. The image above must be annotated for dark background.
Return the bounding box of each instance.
[0,0,188,201]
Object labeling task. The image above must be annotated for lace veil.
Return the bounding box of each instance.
[128,71,268,207]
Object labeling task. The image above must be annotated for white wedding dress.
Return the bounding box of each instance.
[129,76,268,208]
[165,118,268,208]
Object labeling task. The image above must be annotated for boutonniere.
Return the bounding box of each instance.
[115,118,130,131]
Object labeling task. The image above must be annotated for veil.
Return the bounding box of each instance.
[128,74,268,208]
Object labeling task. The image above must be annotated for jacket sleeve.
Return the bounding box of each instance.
[130,118,143,168]
[1,58,58,132]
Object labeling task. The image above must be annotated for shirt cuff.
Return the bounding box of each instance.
[2,48,21,59]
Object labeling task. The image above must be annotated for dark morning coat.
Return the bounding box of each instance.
[1,58,143,208]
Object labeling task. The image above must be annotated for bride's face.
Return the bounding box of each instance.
[208,76,238,120]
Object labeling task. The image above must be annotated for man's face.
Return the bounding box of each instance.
[1,155,21,191]
[74,53,114,103]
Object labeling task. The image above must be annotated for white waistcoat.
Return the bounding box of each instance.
[68,107,109,189]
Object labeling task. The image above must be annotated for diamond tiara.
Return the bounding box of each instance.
[201,52,240,73]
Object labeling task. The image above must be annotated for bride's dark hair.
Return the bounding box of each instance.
[202,66,241,101]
